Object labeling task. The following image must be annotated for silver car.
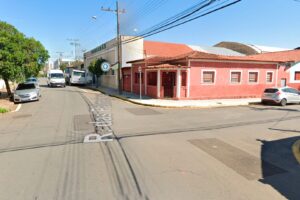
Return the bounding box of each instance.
[14,83,40,103]
[261,87,300,106]
[26,77,39,88]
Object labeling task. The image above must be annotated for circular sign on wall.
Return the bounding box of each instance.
[101,62,111,72]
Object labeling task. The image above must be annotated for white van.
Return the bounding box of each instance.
[65,69,86,85]
[47,69,66,87]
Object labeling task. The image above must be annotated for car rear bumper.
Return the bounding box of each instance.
[50,83,65,87]
[261,98,281,104]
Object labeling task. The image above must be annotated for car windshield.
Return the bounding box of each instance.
[50,73,64,78]
[73,71,85,77]
[16,83,35,90]
[264,88,278,93]
[26,78,37,82]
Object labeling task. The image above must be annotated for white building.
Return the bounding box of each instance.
[84,36,144,89]
[53,58,77,69]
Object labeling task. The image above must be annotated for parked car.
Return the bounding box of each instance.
[26,77,39,88]
[13,82,40,104]
[261,87,300,106]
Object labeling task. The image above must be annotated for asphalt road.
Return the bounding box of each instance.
[0,82,300,200]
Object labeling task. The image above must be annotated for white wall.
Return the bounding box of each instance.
[100,75,118,89]
[289,62,300,83]
[0,79,5,90]
[84,37,145,89]
[122,37,144,67]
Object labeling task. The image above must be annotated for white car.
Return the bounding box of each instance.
[261,87,300,106]
[14,83,40,103]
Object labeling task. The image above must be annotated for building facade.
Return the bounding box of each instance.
[84,36,144,89]
[124,50,300,100]
[84,38,243,90]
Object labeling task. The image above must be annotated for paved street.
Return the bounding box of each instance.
[0,83,300,200]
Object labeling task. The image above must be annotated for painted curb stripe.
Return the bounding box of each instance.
[292,140,300,165]
[12,104,22,112]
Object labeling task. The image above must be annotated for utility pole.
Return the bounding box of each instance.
[56,52,64,69]
[101,1,125,94]
[67,39,80,61]
[56,51,64,60]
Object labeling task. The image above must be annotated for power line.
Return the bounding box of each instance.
[121,0,170,34]
[137,0,215,37]
[123,0,241,44]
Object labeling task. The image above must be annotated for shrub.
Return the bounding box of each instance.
[0,107,9,113]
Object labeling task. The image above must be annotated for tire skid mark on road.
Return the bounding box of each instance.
[118,115,300,140]
[33,85,68,199]
[53,87,79,200]
[80,90,149,200]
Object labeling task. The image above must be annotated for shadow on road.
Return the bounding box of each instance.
[249,106,300,112]
[259,136,300,200]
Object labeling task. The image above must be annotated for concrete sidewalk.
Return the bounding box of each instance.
[87,85,261,108]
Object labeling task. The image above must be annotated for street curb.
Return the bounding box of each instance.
[85,86,170,108]
[85,86,258,109]
[292,140,300,165]
[12,104,22,113]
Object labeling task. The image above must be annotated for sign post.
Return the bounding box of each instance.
[138,66,142,99]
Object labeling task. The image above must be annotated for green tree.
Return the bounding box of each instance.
[0,21,49,96]
[59,63,67,72]
[88,58,106,87]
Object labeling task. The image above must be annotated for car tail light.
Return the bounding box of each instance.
[275,91,281,96]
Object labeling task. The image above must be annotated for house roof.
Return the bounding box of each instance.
[214,41,291,55]
[144,40,244,57]
[128,50,285,65]
[246,49,300,62]
[188,45,245,56]
[165,51,284,63]
[144,40,193,57]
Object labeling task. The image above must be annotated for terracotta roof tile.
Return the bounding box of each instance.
[246,49,300,62]
[144,40,193,57]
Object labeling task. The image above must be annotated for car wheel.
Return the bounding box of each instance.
[280,99,287,106]
[261,100,266,105]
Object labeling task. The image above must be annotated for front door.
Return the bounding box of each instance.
[162,72,176,98]
[281,78,287,87]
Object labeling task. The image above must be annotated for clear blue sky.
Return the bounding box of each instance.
[0,0,299,60]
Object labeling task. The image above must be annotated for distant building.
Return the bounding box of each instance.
[215,41,290,55]
[53,58,78,70]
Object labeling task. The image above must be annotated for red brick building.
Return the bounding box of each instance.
[123,46,300,100]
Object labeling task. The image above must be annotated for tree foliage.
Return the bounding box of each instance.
[59,63,67,72]
[0,21,49,96]
[88,58,106,77]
